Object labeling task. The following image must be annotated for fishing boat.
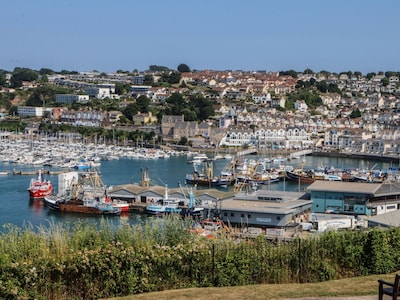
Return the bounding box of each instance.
[179,185,205,217]
[285,169,316,184]
[187,153,209,164]
[73,160,91,170]
[185,162,220,187]
[145,185,182,216]
[43,171,120,215]
[251,171,281,184]
[110,199,130,212]
[27,170,53,198]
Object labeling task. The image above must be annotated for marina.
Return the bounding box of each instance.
[1,136,400,231]
[0,139,394,230]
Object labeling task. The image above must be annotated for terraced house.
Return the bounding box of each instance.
[220,126,311,149]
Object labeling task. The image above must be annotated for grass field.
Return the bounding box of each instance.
[104,273,396,300]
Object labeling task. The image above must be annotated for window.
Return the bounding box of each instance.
[248,214,252,219]
[277,216,281,220]
[230,213,234,217]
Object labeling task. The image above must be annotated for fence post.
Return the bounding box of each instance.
[298,238,302,283]
[212,243,216,286]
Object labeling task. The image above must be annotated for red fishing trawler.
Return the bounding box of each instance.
[28,170,53,198]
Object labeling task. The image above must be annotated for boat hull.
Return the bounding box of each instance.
[43,195,61,210]
[286,171,315,183]
[29,187,53,199]
[58,203,120,215]
[28,171,53,199]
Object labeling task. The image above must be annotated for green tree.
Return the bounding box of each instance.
[160,72,181,84]
[328,83,341,94]
[149,65,170,72]
[0,72,6,87]
[181,107,197,121]
[8,105,18,116]
[316,80,328,93]
[296,80,311,89]
[10,67,39,88]
[187,94,215,121]
[38,68,55,75]
[40,74,48,84]
[319,70,331,77]
[122,103,139,120]
[136,95,150,113]
[143,74,154,85]
[26,85,72,107]
[350,108,361,118]
[304,68,314,75]
[0,93,12,110]
[279,70,298,78]
[115,82,131,95]
[385,71,398,78]
[166,93,185,115]
[177,63,191,73]
[178,136,188,145]
[381,77,389,86]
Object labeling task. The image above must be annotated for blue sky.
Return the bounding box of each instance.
[1,0,399,74]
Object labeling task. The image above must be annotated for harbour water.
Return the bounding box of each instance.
[0,153,397,229]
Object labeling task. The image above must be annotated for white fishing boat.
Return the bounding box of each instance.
[145,185,182,215]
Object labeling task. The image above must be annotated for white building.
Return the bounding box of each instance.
[17,106,46,117]
[85,84,115,99]
[294,100,308,113]
[55,94,89,104]
[220,126,311,148]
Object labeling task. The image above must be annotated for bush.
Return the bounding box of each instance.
[0,219,399,299]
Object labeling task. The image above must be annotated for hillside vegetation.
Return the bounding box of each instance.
[0,216,399,299]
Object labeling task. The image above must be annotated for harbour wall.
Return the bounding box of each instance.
[312,151,400,163]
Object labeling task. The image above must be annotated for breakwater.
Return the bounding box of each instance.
[312,151,400,164]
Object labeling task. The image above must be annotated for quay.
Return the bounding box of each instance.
[312,151,400,163]
[236,148,258,156]
[289,149,313,159]
[13,169,67,176]
[13,169,50,176]
[127,202,147,213]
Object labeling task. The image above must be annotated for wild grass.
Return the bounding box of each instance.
[0,215,399,299]
[106,273,390,300]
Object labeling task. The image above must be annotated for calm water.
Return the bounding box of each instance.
[0,154,396,229]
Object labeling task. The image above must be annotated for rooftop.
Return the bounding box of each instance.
[306,181,381,194]
[221,190,312,214]
[367,209,400,227]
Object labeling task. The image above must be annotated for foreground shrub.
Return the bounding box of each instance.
[0,217,399,299]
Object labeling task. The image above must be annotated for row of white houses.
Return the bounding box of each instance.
[220,126,400,156]
[219,126,313,149]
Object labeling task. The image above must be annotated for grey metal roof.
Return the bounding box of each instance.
[220,190,312,214]
[220,197,312,215]
[306,181,381,194]
[374,182,400,196]
[367,210,400,227]
[108,184,236,201]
